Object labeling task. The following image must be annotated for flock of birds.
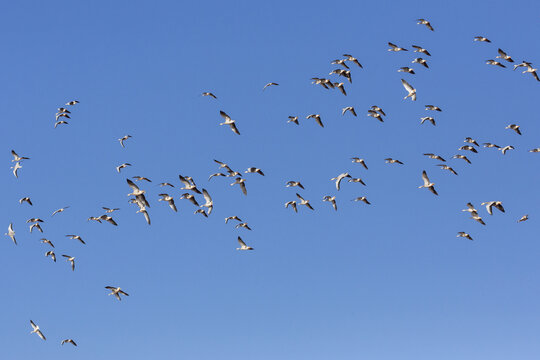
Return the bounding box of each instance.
[7,17,538,347]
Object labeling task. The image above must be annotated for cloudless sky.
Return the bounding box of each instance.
[1,0,540,359]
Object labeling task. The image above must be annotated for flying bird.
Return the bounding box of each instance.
[425,105,442,111]
[420,117,436,126]
[61,339,77,346]
[505,124,521,135]
[29,320,46,340]
[322,195,338,211]
[102,207,120,213]
[62,255,76,271]
[437,164,458,175]
[158,194,177,212]
[116,163,132,173]
[202,92,217,99]
[412,58,429,68]
[464,137,479,146]
[11,162,22,178]
[499,145,514,155]
[486,59,506,68]
[342,106,357,116]
[517,215,529,223]
[105,286,129,301]
[219,111,241,135]
[286,181,304,189]
[11,150,30,162]
[412,45,431,56]
[225,216,242,224]
[66,234,85,244]
[367,110,384,122]
[245,167,265,176]
[418,171,438,195]
[19,197,32,206]
[474,36,491,42]
[481,201,505,215]
[52,206,70,217]
[287,116,299,125]
[496,49,514,62]
[180,193,200,206]
[351,158,368,169]
[118,135,132,148]
[331,173,351,191]
[457,232,473,241]
[45,250,56,262]
[65,100,79,105]
[235,222,252,231]
[416,18,434,31]
[236,236,253,250]
[285,200,298,212]
[458,145,478,153]
[423,153,445,162]
[453,154,471,164]
[401,79,416,101]
[352,197,371,205]
[342,54,363,68]
[263,82,279,91]
[5,223,16,245]
[41,238,54,248]
[388,42,408,52]
[296,193,314,210]
[385,158,404,165]
[200,189,214,215]
[231,178,247,195]
[306,114,324,128]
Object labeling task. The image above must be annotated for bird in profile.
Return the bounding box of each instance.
[118,135,132,148]
[200,189,213,215]
[416,18,434,31]
[235,222,252,231]
[398,67,415,74]
[486,59,506,68]
[236,236,253,250]
[481,201,505,215]
[342,54,363,68]
[499,145,514,155]
[322,195,338,211]
[437,164,458,175]
[202,92,217,99]
[29,320,46,340]
[342,106,357,117]
[159,182,175,187]
[331,173,351,190]
[483,143,500,149]
[19,197,32,206]
[5,223,16,245]
[296,193,314,210]
[453,154,471,164]
[286,181,304,189]
[52,206,69,217]
[133,176,152,182]
[105,286,129,301]
[457,232,473,241]
[388,42,408,51]
[458,145,478,153]
[263,82,279,91]
[29,223,43,233]
[180,193,199,206]
[219,111,240,135]
[420,117,436,126]
[66,234,86,244]
[231,178,247,195]
[462,202,479,216]
[521,64,540,81]
[61,339,77,346]
[530,148,540,153]
[474,36,491,42]
[306,114,324,128]
[464,137,479,146]
[412,58,429,68]
[54,120,68,128]
[11,150,30,162]
[11,162,22,178]
[285,201,298,212]
[505,124,521,135]
[412,45,431,56]
[245,167,265,176]
[418,171,438,195]
[41,238,54,247]
[401,79,416,101]
[287,116,299,125]
[225,216,242,224]
[424,153,445,161]
[496,49,514,62]
[102,207,120,213]
[65,100,79,105]
[385,158,404,165]
[425,105,442,111]
[348,177,366,186]
[158,194,177,212]
[116,163,131,173]
[334,82,347,95]
[62,255,76,271]
[178,175,202,194]
[471,214,486,225]
[351,157,368,169]
[194,209,208,217]
[332,58,349,69]
[517,215,529,223]
[352,197,371,205]
[367,110,384,122]
[98,215,118,225]
[45,250,56,262]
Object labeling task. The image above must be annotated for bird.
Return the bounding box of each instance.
[522,64,540,81]
[55,113,70,121]
[231,178,247,195]
[286,181,304,189]
[133,176,152,182]
[200,189,213,215]
[296,193,314,210]
[486,59,506,68]
[102,207,120,213]
[66,234,85,245]
[348,177,366,186]
[401,79,416,101]
[61,339,77,346]
[54,120,69,128]
[236,236,253,250]
[105,286,129,301]
[342,106,357,116]
[351,158,368,169]
[530,148,540,153]
[11,161,22,178]
[352,197,371,205]
[57,107,71,114]
[180,193,200,206]
[367,110,384,122]
[65,100,79,105]
[499,145,514,155]
[285,200,298,212]
[27,218,44,223]
[118,135,132,148]
[418,171,438,195]
[235,222,252,230]
[40,238,54,248]
[342,54,363,68]
[287,116,299,125]
[159,182,175,187]
[245,167,265,176]
[19,197,32,206]
[331,173,351,190]
[116,163,132,173]
[11,150,30,162]
[483,143,500,149]
[158,194,177,212]
[412,58,429,68]
[62,255,76,271]
[398,67,415,74]
[424,153,445,162]
[208,173,227,181]
[453,154,471,164]
[420,117,436,126]
[471,214,486,225]
[370,105,386,116]
[45,250,56,262]
[388,42,408,51]
[458,145,478,153]
[29,320,46,340]
[505,124,521,135]
[437,164,458,175]
[331,58,349,69]
[412,45,431,56]
[474,36,491,42]
[322,196,338,211]
[496,49,514,62]
[5,223,16,245]
[30,223,43,233]
[425,105,442,111]
[464,137,479,146]
[263,82,279,91]
[225,216,243,224]
[219,111,241,135]
[178,175,202,194]
[517,215,529,223]
[52,206,69,217]
[99,215,118,226]
[462,202,479,216]
[334,82,347,95]
[306,114,324,128]
[481,201,505,215]
[127,179,150,208]
[416,18,434,31]
[385,158,404,165]
[457,232,473,241]
[202,92,217,99]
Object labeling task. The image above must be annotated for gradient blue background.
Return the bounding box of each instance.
[2,0,540,359]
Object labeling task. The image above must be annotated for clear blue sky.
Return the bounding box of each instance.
[2,0,540,359]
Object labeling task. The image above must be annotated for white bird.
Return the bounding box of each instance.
[52,206,69,217]
[296,193,314,210]
[424,153,445,162]
[102,207,120,213]
[416,18,434,31]
[200,189,213,215]
[285,200,298,212]
[418,170,438,195]
[118,135,132,148]
[453,154,471,164]
[105,286,129,301]
[180,193,200,206]
[486,59,506,68]
[133,176,152,182]
[464,137,479,146]
[506,124,521,135]
[352,197,370,205]
[401,79,416,101]
[263,82,279,91]
[481,201,505,215]
[30,223,43,233]
[462,202,479,216]
[11,161,22,178]
[530,148,540,153]
[286,181,305,189]
[518,215,529,223]
[474,36,491,42]
[202,92,217,99]
[225,216,243,224]
[420,117,436,126]
[231,178,247,195]
[496,49,514,63]
[98,215,118,226]
[499,145,514,155]
[65,100,79,105]
[398,67,415,74]
[457,232,473,241]
[437,164,458,175]
[11,150,30,162]
[116,163,132,173]
[425,105,442,111]
[236,236,253,250]
[483,143,500,149]
[45,250,56,262]
[66,234,86,244]
[331,173,351,191]
[29,320,46,340]
[342,54,363,68]
[235,222,252,230]
[287,116,299,125]
[158,194,177,212]
[61,339,77,346]
[412,58,429,68]
[5,223,16,245]
[219,110,240,135]
[41,238,54,248]
[342,106,357,116]
[367,110,384,122]
[458,145,478,153]
[306,114,324,128]
[178,175,202,194]
[322,195,338,211]
[245,167,265,176]
[522,64,540,81]
[54,120,69,128]
[385,158,404,165]
[412,45,431,56]
[388,42,408,52]
[19,197,32,206]
[351,157,368,169]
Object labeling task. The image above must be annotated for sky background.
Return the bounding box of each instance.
[1,0,540,359]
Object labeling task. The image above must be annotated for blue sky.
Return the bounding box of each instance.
[2,0,540,359]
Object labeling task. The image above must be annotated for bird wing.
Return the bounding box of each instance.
[237,236,247,247]
[401,79,414,93]
[202,189,212,205]
[296,193,305,201]
[219,111,231,121]
[239,182,247,195]
[229,122,241,135]
[421,171,430,186]
[126,179,140,192]
[178,175,191,187]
